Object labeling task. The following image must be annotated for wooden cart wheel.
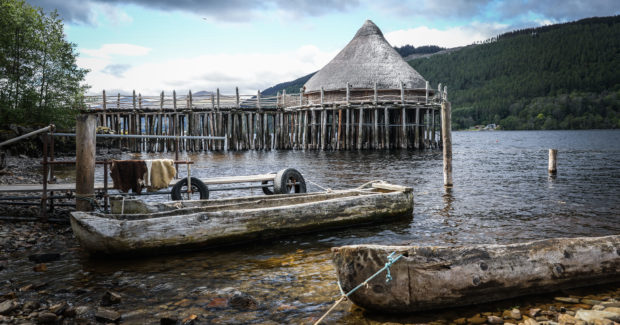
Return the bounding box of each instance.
[273,168,306,194]
[262,172,276,195]
[171,177,209,200]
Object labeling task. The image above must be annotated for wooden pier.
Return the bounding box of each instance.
[84,84,447,152]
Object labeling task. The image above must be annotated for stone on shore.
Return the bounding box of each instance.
[488,315,504,324]
[529,308,541,317]
[101,290,122,306]
[37,312,57,324]
[556,297,581,304]
[0,299,19,315]
[574,309,620,322]
[227,292,258,311]
[49,302,67,315]
[581,299,604,305]
[558,313,577,325]
[466,314,487,324]
[604,307,620,314]
[95,307,121,323]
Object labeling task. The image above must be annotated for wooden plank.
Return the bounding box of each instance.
[371,182,411,191]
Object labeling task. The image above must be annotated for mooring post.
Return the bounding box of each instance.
[441,101,453,187]
[548,149,558,175]
[76,114,97,211]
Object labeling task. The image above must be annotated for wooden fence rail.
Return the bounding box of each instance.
[83,86,447,152]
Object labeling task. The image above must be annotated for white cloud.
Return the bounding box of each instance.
[78,45,336,95]
[81,44,151,59]
[385,22,510,48]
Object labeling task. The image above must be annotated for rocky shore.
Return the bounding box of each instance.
[1,216,619,325]
[1,154,619,324]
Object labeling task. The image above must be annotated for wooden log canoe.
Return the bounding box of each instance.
[332,235,620,313]
[70,181,413,256]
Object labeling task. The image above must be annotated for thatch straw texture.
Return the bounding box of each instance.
[304,20,427,92]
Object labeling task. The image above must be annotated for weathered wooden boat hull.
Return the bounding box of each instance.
[332,235,620,313]
[71,183,413,255]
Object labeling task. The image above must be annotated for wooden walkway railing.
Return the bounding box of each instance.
[81,85,447,151]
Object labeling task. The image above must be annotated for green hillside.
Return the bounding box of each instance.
[261,72,315,96]
[409,16,620,129]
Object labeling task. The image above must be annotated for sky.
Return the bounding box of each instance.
[28,0,620,96]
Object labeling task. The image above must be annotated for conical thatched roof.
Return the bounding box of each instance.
[304,20,427,92]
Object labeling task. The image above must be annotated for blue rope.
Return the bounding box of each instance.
[343,251,403,298]
[314,251,404,325]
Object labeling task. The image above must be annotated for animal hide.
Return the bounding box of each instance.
[110,160,147,193]
[149,159,176,190]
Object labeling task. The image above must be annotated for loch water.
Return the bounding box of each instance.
[6,130,620,323]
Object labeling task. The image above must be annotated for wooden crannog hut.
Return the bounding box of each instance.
[304,20,431,103]
[291,19,445,150]
[83,20,446,152]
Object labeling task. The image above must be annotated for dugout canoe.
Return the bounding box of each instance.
[332,235,620,313]
[70,181,413,255]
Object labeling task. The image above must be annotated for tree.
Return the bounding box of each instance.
[0,0,89,128]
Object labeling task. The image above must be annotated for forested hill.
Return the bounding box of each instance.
[261,73,315,96]
[409,15,620,130]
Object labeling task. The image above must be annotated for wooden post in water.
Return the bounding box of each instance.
[548,149,558,175]
[76,114,96,211]
[357,106,363,150]
[400,82,406,149]
[441,101,453,187]
[384,106,389,150]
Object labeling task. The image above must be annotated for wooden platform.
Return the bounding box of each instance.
[0,174,276,193]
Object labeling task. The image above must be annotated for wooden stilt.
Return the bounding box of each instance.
[357,107,363,150]
[384,107,389,150]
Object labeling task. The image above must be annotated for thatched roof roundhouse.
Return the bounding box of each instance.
[303,20,431,103]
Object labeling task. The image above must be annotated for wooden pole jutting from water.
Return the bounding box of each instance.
[400,82,406,149]
[441,101,453,187]
[384,106,389,150]
[76,114,97,212]
[357,107,363,150]
[548,149,557,174]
